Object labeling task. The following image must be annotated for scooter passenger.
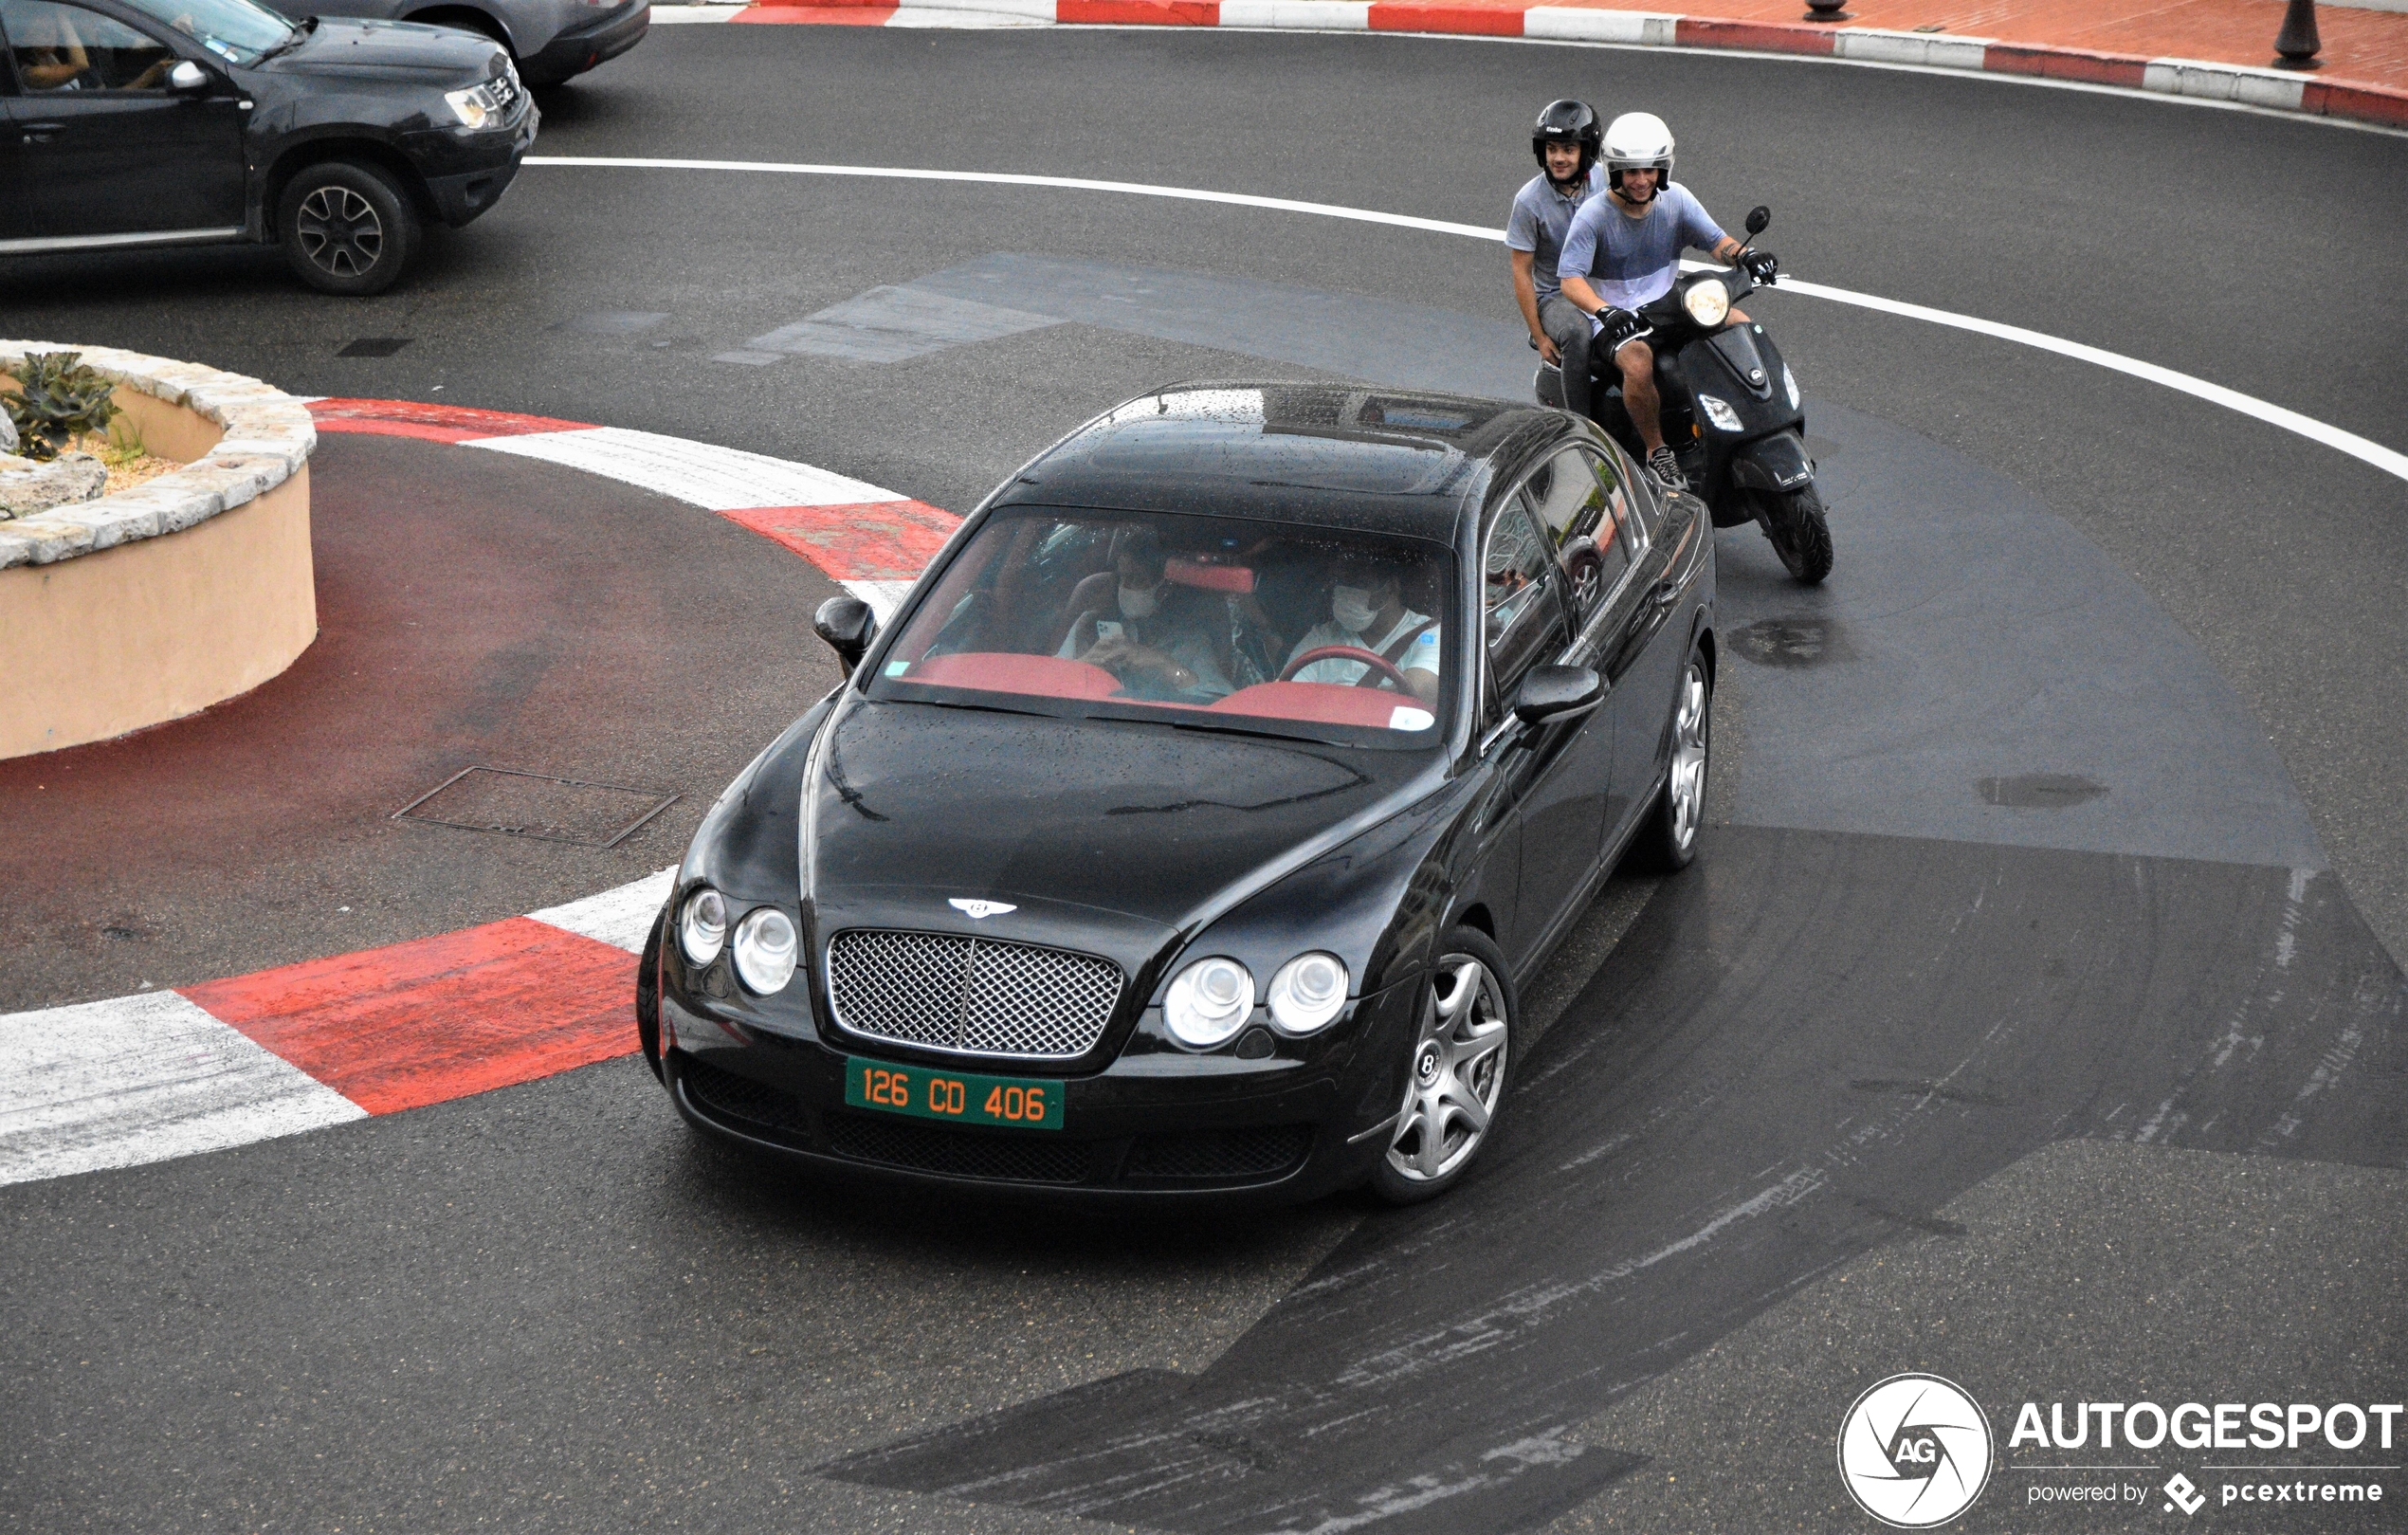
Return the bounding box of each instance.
[1507,100,1610,419]
[1556,111,1779,493]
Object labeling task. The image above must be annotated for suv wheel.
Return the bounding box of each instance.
[279,160,419,296]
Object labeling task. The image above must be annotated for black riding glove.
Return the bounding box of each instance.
[1742,249,1779,284]
[1594,306,1650,353]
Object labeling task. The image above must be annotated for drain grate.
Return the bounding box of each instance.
[337,338,411,357]
[393,766,679,849]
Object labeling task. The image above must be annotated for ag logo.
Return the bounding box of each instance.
[1837,1373,1995,1528]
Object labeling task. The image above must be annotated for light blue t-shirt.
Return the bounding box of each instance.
[1287,611,1440,687]
[1558,183,1727,312]
[1505,164,1611,301]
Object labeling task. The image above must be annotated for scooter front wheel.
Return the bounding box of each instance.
[1754,484,1833,585]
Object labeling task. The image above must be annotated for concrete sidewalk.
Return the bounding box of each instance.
[711,0,2408,127]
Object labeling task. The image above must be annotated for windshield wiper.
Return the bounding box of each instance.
[256,15,317,61]
[1164,716,1344,747]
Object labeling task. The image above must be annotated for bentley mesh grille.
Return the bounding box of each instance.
[827,929,1123,1058]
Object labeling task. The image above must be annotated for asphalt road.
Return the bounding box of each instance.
[4,27,2405,1535]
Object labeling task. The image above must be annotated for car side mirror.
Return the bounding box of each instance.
[812,595,878,671]
[167,60,210,91]
[1744,205,1771,236]
[1510,664,1604,726]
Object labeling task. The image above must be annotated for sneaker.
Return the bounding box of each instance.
[1647,446,1687,493]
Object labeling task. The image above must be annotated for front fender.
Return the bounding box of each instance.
[1728,429,1815,494]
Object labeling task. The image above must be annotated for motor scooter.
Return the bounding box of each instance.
[1537,207,1832,584]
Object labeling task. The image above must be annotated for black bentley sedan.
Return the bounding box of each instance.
[0,0,536,294]
[641,383,1717,1206]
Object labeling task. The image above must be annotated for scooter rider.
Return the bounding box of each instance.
[1557,111,1779,492]
[1506,101,1609,419]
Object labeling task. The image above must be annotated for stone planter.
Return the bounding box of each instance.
[1,342,318,759]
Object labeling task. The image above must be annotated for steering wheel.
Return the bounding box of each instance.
[1278,645,1414,691]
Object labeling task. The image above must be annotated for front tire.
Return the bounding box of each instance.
[1369,928,1515,1205]
[279,160,419,297]
[1633,648,1711,872]
[1755,483,1833,585]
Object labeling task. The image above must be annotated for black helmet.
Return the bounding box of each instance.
[1531,100,1602,179]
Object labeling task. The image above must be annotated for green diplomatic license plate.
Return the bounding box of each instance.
[844,1057,1066,1130]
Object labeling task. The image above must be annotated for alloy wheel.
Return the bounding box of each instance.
[1667,659,1708,851]
[1385,956,1509,1182]
[297,186,385,278]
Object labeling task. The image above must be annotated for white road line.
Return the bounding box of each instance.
[0,993,365,1187]
[525,155,2408,487]
[466,425,906,509]
[527,867,680,953]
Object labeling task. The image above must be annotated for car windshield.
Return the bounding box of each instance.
[868,508,1456,750]
[117,0,292,64]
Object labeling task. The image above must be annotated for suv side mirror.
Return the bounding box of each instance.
[812,595,878,671]
[1744,205,1771,236]
[1510,664,1605,726]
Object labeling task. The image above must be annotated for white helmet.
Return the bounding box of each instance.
[1602,111,1674,199]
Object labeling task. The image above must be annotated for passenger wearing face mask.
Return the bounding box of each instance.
[1285,557,1441,706]
[1057,534,1234,700]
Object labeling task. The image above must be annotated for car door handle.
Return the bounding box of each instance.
[1648,576,1681,609]
[21,121,64,142]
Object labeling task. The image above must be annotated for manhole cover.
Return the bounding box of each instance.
[393,766,679,849]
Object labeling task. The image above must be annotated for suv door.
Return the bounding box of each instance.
[0,0,246,239]
[1480,493,1606,977]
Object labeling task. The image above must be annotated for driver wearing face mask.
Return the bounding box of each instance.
[1056,533,1234,700]
[1285,557,1441,705]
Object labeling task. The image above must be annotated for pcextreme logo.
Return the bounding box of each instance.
[1838,1374,1997,1528]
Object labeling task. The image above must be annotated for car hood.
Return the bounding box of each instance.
[255,17,500,82]
[803,697,1438,972]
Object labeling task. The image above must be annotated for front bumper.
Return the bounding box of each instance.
[402,98,538,227]
[657,974,1424,1208]
[522,2,649,83]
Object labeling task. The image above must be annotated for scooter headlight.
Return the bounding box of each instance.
[1697,393,1745,433]
[1783,364,1801,409]
[1682,278,1730,329]
[1164,957,1254,1049]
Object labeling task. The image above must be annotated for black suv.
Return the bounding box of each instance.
[0,0,538,294]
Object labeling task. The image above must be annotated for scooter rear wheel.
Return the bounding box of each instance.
[1755,484,1833,585]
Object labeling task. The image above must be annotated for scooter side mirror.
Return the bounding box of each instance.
[812,594,878,671]
[1745,206,1772,236]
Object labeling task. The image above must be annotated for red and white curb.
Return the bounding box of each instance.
[649,0,2408,130]
[0,401,955,1188]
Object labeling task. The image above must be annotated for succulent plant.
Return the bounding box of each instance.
[5,353,120,462]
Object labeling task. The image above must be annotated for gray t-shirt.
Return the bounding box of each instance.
[1558,183,1727,312]
[1504,164,1609,300]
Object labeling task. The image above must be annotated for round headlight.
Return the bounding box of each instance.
[1682,278,1730,329]
[1163,957,1255,1049]
[678,886,726,967]
[1267,952,1349,1035]
[731,906,798,995]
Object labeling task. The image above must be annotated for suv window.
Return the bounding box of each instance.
[1483,500,1566,717]
[3,0,177,90]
